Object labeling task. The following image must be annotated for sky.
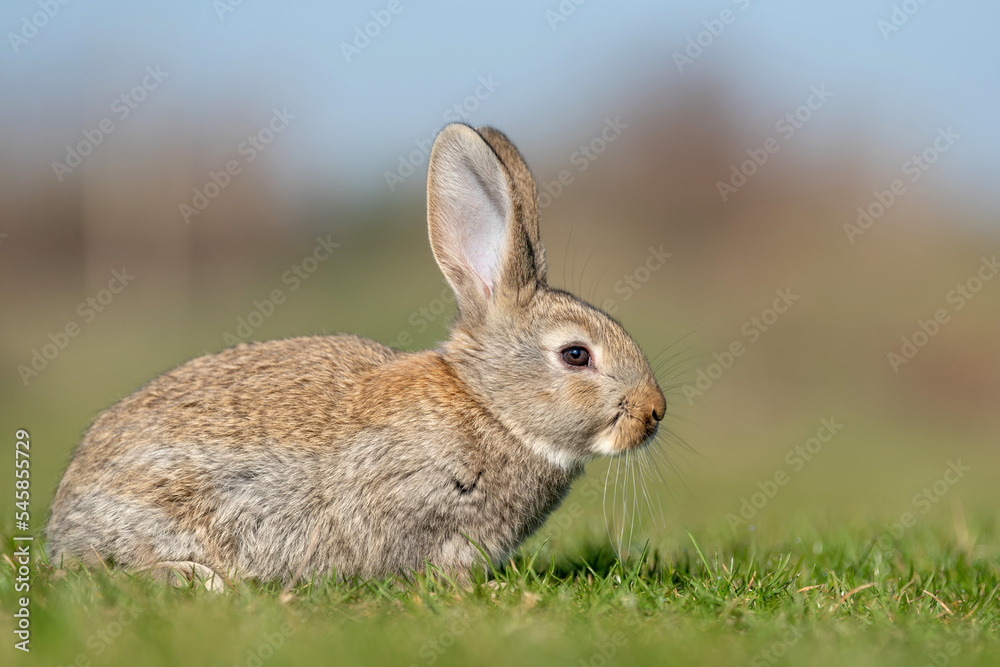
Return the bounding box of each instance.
[2,0,998,206]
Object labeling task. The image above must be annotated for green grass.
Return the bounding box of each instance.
[3,521,998,667]
[2,221,999,666]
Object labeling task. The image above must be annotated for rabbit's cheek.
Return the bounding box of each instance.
[590,427,619,456]
[559,373,607,415]
[618,416,647,452]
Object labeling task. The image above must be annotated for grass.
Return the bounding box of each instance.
[3,520,998,667]
[2,221,998,666]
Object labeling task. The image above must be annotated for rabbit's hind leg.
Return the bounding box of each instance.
[146,561,229,593]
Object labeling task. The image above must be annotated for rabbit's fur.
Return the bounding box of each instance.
[46,124,666,584]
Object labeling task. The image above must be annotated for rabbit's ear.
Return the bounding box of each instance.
[427,124,543,321]
[475,126,547,282]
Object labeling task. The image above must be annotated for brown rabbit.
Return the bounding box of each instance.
[45,124,666,587]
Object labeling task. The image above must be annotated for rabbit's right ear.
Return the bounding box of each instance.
[427,124,542,323]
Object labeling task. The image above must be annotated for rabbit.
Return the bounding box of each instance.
[45,123,667,587]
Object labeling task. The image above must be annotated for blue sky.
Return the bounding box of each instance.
[2,0,998,206]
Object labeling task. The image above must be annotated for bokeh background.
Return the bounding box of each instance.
[2,0,998,566]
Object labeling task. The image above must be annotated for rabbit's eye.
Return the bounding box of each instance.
[561,346,591,367]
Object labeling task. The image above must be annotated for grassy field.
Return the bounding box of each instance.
[2,218,999,666]
[2,189,999,666]
[4,3,999,660]
[3,516,998,667]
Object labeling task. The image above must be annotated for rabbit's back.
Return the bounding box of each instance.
[65,334,396,464]
[45,335,416,576]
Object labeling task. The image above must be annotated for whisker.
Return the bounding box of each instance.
[651,344,697,370]
[603,455,614,553]
[610,456,618,561]
[654,424,699,461]
[653,355,705,386]
[625,451,633,562]
[569,231,580,294]
[629,451,640,556]
[618,451,628,560]
[577,243,599,301]
[588,263,612,307]
[648,434,696,500]
[646,330,700,368]
[637,451,658,531]
[641,445,666,486]
[561,221,575,291]
[644,445,669,525]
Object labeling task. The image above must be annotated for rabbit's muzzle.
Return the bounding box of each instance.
[615,385,666,451]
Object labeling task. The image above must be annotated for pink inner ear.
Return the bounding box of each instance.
[430,125,512,304]
[447,164,508,297]
[462,230,502,297]
[454,255,492,300]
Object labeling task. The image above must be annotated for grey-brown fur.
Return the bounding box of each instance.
[46,124,666,584]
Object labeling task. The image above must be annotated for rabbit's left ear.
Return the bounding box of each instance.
[475,126,547,283]
[427,124,545,322]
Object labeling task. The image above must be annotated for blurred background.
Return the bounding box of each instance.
[1,0,998,554]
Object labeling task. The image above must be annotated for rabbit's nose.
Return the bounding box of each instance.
[633,385,666,424]
[650,386,666,423]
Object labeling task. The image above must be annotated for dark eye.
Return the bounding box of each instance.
[561,346,591,367]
